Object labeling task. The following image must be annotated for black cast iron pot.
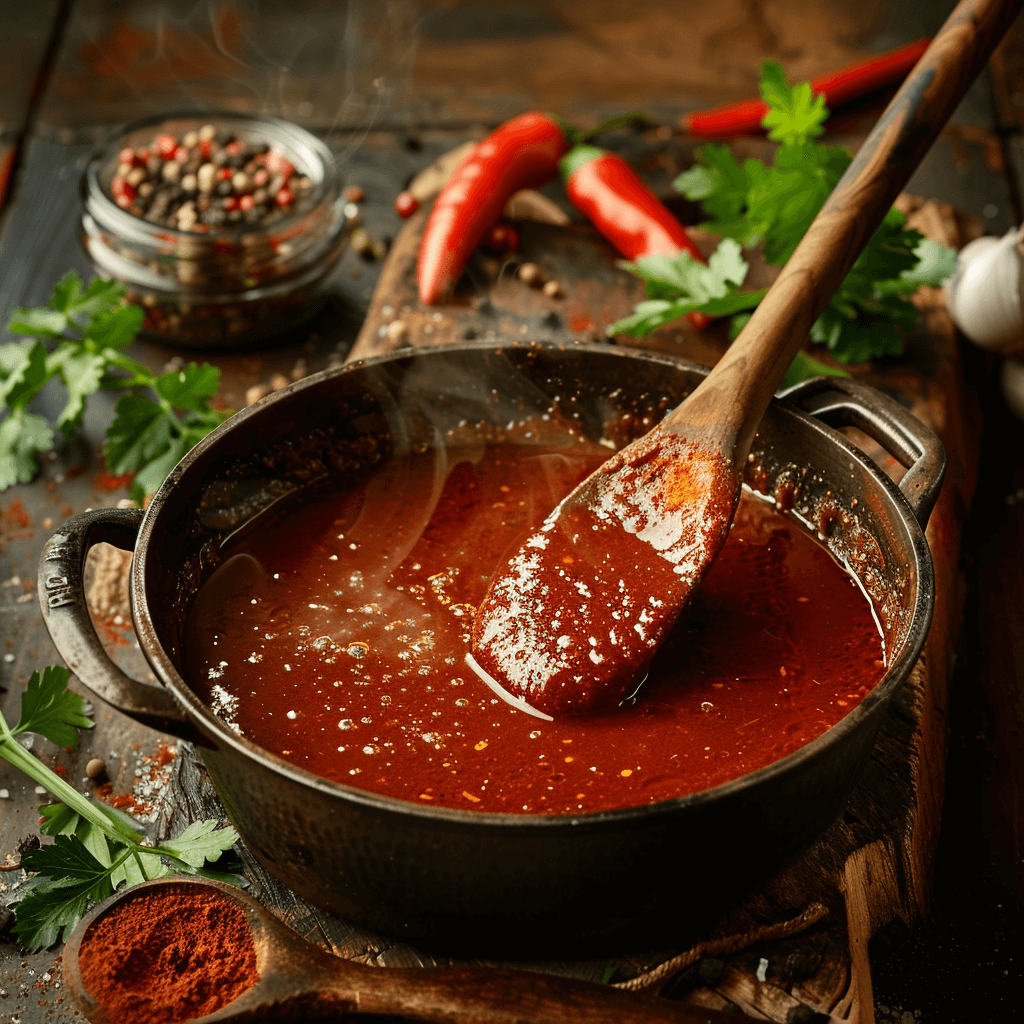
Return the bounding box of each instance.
[38,343,944,955]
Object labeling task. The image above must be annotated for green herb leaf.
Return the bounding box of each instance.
[160,819,239,869]
[619,60,958,370]
[611,240,766,337]
[14,666,93,748]
[153,362,222,412]
[896,237,959,290]
[103,392,170,475]
[6,307,68,340]
[104,365,229,503]
[2,667,240,950]
[38,805,114,869]
[53,352,110,435]
[759,60,828,143]
[781,350,853,389]
[0,341,48,410]
[85,303,145,351]
[54,274,126,326]
[3,271,231,497]
[0,410,54,489]
[11,836,117,949]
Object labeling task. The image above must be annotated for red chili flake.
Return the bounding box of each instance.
[394,191,419,218]
[110,793,149,815]
[225,140,244,155]
[173,145,189,163]
[154,134,178,159]
[150,742,177,769]
[239,194,255,212]
[275,187,294,207]
[118,146,136,166]
[53,765,66,776]
[218,167,233,181]
[224,195,240,211]
[6,499,31,528]
[96,470,134,491]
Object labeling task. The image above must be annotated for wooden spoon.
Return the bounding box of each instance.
[470,0,1021,716]
[63,877,739,1024]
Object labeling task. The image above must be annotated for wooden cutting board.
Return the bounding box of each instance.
[160,186,979,1023]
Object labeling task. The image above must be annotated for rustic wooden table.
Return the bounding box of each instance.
[2,3,1023,1023]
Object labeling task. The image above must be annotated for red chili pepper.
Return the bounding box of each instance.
[683,38,931,138]
[418,112,570,305]
[560,145,709,329]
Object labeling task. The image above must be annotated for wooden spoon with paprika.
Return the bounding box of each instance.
[470,0,1020,716]
[63,876,739,1024]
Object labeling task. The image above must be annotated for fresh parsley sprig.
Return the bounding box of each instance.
[0,665,239,950]
[612,61,957,374]
[1,272,231,502]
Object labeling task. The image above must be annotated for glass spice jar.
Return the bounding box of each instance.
[80,112,349,348]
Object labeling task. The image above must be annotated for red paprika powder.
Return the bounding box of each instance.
[77,883,258,1024]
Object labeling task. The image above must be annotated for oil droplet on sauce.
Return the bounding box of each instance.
[183,438,885,815]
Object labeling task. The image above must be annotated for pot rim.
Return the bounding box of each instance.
[132,341,935,832]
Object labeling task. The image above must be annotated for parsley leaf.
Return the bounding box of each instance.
[0,341,48,409]
[612,240,767,337]
[104,368,228,504]
[618,61,957,380]
[895,237,959,290]
[759,60,828,143]
[2,666,241,950]
[0,410,54,489]
[161,819,241,869]
[14,666,94,748]
[781,350,852,391]
[3,271,231,499]
[11,837,116,949]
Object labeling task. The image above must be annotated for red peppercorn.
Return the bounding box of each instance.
[174,146,189,163]
[394,191,419,218]
[118,147,137,166]
[225,140,244,156]
[111,177,137,209]
[155,134,178,159]
[275,187,294,207]
[267,153,294,180]
[218,167,233,181]
[344,184,365,203]
[223,196,240,211]
[485,222,520,254]
[199,139,213,159]
[239,194,255,212]
[253,169,269,188]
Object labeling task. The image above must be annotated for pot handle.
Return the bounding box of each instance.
[37,507,203,745]
[780,375,946,528]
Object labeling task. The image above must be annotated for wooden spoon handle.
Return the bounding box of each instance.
[327,963,741,1024]
[671,0,1023,456]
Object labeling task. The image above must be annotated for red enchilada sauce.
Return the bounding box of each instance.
[183,434,885,815]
